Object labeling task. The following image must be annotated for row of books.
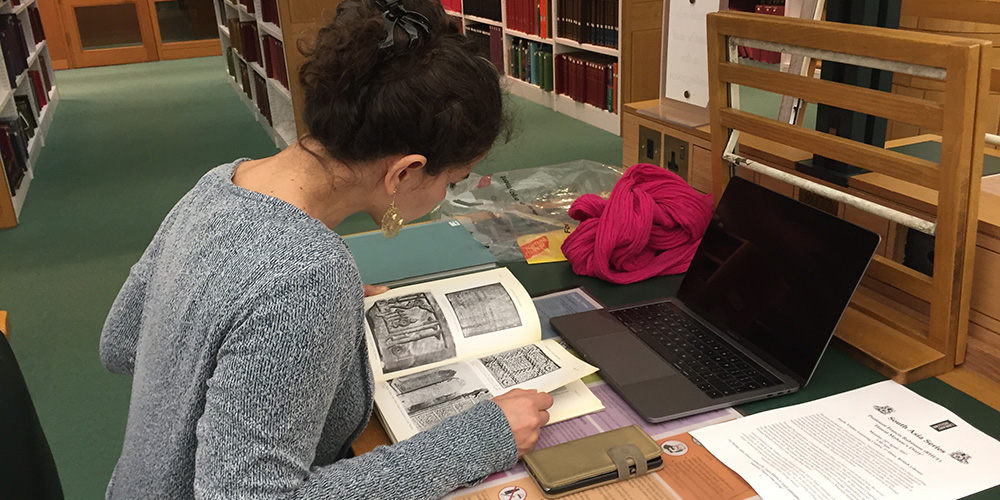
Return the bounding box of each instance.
[227,18,289,89]
[260,0,280,26]
[227,19,260,66]
[555,52,617,113]
[509,40,553,91]
[14,66,49,146]
[261,34,289,89]
[253,72,272,126]
[556,0,618,49]
[506,0,552,38]
[441,0,463,14]
[2,115,31,197]
[228,49,274,127]
[465,24,504,75]
[0,14,32,88]
[27,7,45,45]
[1,121,29,196]
[464,0,501,22]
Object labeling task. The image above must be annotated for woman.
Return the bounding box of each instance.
[99,0,553,497]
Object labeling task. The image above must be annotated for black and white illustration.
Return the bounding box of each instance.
[366,292,456,374]
[390,364,493,431]
[479,345,559,388]
[445,283,521,337]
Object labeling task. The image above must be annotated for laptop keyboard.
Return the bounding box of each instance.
[609,302,784,399]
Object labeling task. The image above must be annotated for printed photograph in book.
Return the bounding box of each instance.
[480,344,559,388]
[366,292,456,373]
[373,339,603,442]
[446,283,521,337]
[389,364,494,432]
[362,268,541,382]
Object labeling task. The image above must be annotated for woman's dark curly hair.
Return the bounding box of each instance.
[298,0,510,177]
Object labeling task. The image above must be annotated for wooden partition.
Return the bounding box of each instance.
[707,11,992,382]
[887,0,1000,144]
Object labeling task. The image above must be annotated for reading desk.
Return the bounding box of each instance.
[350,260,1000,499]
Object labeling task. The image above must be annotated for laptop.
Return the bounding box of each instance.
[550,176,880,422]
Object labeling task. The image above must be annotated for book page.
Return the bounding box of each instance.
[373,339,600,442]
[364,268,540,382]
[691,380,1000,500]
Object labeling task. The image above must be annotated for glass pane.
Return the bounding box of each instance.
[75,4,144,50]
[155,0,219,44]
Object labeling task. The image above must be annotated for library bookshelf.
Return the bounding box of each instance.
[213,0,622,144]
[448,0,621,134]
[0,0,60,229]
[213,0,302,150]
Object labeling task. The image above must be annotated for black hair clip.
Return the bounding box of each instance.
[374,0,432,51]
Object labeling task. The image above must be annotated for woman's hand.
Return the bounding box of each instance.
[364,284,389,297]
[492,389,554,458]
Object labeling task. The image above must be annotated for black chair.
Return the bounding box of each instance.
[0,332,64,499]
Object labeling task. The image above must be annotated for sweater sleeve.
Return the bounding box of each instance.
[193,261,518,500]
[100,260,150,375]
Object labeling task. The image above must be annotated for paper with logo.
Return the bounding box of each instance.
[656,433,757,500]
[690,380,1000,500]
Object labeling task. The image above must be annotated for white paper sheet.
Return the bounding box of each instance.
[664,0,720,107]
[691,380,1000,500]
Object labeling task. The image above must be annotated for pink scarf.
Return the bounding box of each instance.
[561,164,714,284]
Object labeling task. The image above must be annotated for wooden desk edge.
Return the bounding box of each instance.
[937,368,1000,412]
[352,417,392,455]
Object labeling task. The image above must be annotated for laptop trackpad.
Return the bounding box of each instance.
[575,334,676,385]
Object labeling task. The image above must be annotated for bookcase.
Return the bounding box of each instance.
[452,0,621,134]
[212,0,304,149]
[213,0,621,145]
[0,0,60,229]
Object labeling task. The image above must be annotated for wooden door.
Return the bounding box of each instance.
[148,0,221,60]
[60,0,159,67]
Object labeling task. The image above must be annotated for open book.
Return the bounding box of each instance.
[364,267,604,442]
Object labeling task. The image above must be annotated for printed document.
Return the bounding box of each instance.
[691,380,1000,500]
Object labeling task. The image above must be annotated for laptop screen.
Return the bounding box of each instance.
[677,177,880,385]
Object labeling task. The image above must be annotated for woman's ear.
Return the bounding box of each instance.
[382,154,428,194]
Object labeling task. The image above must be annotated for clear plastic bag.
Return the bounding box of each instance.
[430,160,624,262]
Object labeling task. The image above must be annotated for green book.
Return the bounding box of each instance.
[344,219,497,288]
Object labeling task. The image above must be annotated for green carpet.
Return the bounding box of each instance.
[0,55,621,499]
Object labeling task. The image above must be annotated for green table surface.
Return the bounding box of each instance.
[506,261,1000,499]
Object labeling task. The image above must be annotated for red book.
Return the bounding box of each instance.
[28,7,44,44]
[574,56,584,103]
[239,22,260,64]
[261,0,280,26]
[589,61,600,108]
[540,0,548,38]
[555,55,563,94]
[271,39,288,89]
[39,55,52,92]
[28,70,46,108]
[262,35,275,79]
[253,73,271,125]
[612,61,618,113]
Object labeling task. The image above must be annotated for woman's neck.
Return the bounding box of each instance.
[232,142,382,230]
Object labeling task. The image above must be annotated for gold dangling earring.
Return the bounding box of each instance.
[381,191,403,239]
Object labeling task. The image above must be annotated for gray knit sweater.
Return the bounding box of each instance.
[100,160,518,499]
